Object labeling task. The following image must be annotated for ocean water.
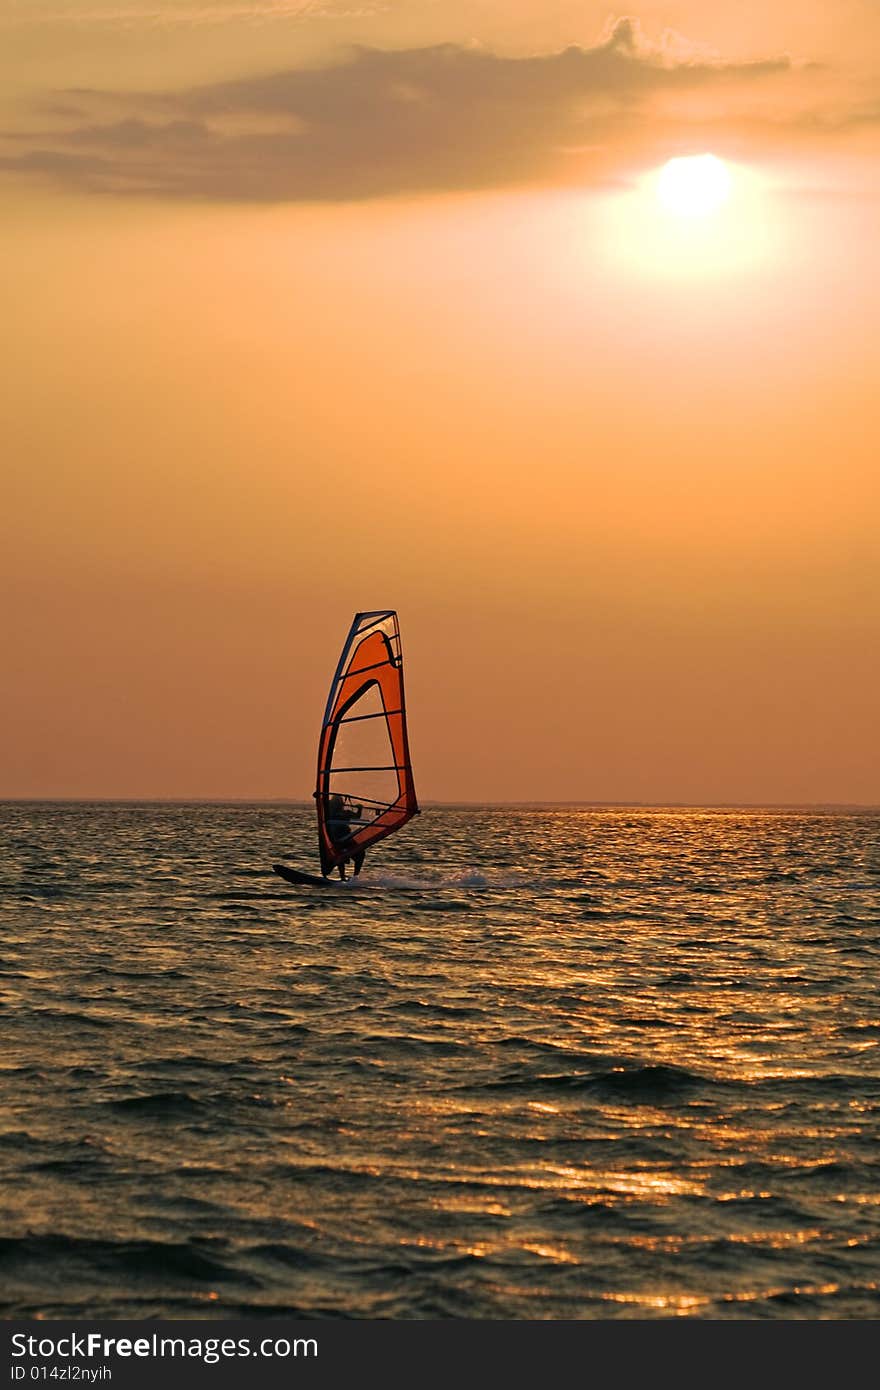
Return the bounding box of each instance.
[1,801,879,1320]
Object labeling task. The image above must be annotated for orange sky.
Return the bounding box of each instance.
[1,4,878,803]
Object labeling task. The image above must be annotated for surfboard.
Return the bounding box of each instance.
[272,864,334,888]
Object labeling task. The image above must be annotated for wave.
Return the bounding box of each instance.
[484,1062,709,1098]
[105,1091,208,1116]
[0,1234,252,1285]
[30,1008,115,1028]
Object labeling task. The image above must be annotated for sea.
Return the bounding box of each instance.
[1,802,879,1320]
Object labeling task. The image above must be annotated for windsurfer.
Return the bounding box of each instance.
[326,793,365,880]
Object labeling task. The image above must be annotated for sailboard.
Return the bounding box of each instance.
[272,864,333,889]
[273,610,419,886]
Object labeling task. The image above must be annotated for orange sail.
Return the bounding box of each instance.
[316,611,418,876]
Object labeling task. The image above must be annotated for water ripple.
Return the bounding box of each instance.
[1,801,879,1318]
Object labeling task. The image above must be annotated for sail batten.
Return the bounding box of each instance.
[327,765,409,773]
[315,610,418,876]
[335,708,405,726]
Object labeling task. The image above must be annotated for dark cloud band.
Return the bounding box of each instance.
[0,19,792,200]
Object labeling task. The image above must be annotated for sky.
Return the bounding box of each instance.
[2,1,878,804]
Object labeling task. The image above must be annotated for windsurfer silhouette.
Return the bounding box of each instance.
[326,792,365,880]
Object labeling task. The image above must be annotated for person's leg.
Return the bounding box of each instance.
[338,862,346,881]
[352,850,365,877]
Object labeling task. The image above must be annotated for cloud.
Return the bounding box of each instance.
[0,18,794,202]
[0,1,384,27]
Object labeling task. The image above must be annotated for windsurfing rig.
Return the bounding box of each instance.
[315,610,418,877]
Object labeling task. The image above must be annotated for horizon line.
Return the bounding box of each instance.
[1,797,879,811]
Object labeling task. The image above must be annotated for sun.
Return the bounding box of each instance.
[593,154,780,280]
[657,154,732,218]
